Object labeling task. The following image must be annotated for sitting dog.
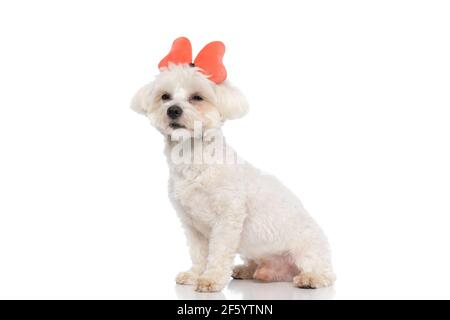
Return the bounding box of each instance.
[131,37,335,292]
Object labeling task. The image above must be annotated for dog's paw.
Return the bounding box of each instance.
[175,271,199,285]
[195,275,227,292]
[232,264,255,280]
[293,272,336,289]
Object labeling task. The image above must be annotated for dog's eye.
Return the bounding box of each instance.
[161,93,171,101]
[190,95,203,101]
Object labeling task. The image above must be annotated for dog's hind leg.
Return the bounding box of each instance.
[252,255,298,282]
[291,247,336,289]
[232,259,257,279]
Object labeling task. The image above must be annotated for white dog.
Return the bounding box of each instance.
[131,38,335,292]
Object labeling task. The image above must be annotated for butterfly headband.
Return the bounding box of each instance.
[158,37,227,84]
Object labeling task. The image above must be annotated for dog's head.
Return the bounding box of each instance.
[131,39,248,136]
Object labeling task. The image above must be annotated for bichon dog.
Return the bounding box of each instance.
[131,37,335,292]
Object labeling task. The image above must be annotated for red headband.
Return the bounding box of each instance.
[158,37,227,84]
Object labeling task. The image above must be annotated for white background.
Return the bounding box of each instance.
[1,0,449,300]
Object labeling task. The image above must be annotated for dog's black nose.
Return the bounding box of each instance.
[167,105,183,119]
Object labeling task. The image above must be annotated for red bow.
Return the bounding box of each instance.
[158,37,227,84]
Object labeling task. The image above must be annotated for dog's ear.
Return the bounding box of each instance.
[130,83,153,115]
[214,82,249,120]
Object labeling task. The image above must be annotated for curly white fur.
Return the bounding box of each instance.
[132,64,335,292]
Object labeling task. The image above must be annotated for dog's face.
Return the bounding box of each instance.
[131,64,248,135]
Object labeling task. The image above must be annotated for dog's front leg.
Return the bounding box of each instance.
[176,223,208,285]
[196,210,245,292]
